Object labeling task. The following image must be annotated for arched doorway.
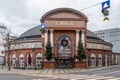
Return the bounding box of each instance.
[56,35,73,68]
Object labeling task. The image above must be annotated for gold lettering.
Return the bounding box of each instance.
[56,21,73,26]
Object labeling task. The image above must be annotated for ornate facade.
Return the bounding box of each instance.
[5,8,113,68]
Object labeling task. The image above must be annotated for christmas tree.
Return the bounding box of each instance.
[45,42,53,61]
[76,41,87,61]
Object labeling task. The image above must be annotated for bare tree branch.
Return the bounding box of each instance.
[1,26,17,71]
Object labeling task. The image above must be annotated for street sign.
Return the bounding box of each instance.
[102,0,110,10]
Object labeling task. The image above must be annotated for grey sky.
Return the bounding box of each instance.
[0,0,120,36]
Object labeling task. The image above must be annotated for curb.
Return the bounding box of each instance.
[0,65,120,74]
[82,65,120,72]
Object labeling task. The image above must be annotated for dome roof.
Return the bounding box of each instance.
[20,26,41,38]
[15,26,41,41]
[86,30,104,42]
[16,26,103,42]
[14,26,112,46]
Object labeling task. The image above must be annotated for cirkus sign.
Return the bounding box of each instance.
[56,21,73,26]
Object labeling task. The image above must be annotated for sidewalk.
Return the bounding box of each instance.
[0,65,120,75]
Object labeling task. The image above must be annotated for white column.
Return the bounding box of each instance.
[81,30,85,46]
[44,29,48,46]
[50,30,54,47]
[76,30,80,50]
[116,55,117,65]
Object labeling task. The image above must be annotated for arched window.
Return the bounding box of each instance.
[36,53,42,65]
[12,54,16,66]
[57,35,72,58]
[90,53,96,67]
[19,53,24,67]
[98,54,102,66]
[26,53,32,66]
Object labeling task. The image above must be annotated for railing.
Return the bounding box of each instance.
[13,63,42,70]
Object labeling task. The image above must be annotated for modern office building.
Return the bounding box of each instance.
[0,25,6,64]
[5,8,113,68]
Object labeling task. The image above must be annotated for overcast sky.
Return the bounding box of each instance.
[0,0,120,36]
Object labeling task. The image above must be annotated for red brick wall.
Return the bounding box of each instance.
[74,61,87,68]
[42,61,55,69]
[5,48,42,64]
[87,49,112,67]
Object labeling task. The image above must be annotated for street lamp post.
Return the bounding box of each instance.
[41,34,45,62]
[40,19,46,67]
[102,9,110,22]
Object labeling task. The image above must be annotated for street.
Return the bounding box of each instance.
[0,73,68,80]
[0,73,40,80]
[0,65,120,80]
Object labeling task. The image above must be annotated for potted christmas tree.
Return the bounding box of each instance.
[45,42,53,61]
[42,42,55,68]
[74,41,87,68]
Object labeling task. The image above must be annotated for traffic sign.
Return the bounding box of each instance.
[102,0,110,10]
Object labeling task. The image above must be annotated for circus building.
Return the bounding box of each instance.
[5,8,113,69]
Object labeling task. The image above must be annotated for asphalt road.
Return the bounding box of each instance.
[0,73,68,80]
[0,73,40,80]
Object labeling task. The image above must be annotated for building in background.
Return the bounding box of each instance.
[0,25,6,64]
[94,28,120,65]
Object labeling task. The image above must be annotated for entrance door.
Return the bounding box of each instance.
[56,57,73,68]
[56,35,73,68]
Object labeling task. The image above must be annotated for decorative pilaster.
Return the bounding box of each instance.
[81,30,85,47]
[112,54,113,65]
[116,55,117,65]
[50,30,54,47]
[44,29,48,46]
[76,30,80,51]
[105,55,107,66]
